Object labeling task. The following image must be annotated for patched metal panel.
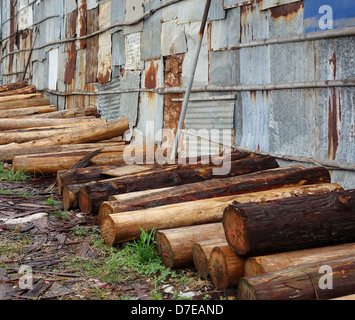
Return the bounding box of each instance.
[125,32,144,70]
[261,0,302,11]
[209,50,239,85]
[141,3,161,60]
[208,0,226,21]
[97,77,121,121]
[112,31,125,77]
[161,20,187,56]
[223,0,250,9]
[124,0,144,35]
[177,0,205,24]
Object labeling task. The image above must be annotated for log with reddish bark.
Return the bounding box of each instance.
[244,242,355,277]
[100,183,342,245]
[99,180,342,223]
[208,245,246,290]
[154,223,226,268]
[237,255,355,300]
[0,85,36,96]
[0,105,56,118]
[0,97,50,111]
[0,81,28,93]
[79,155,279,214]
[192,239,228,278]
[223,189,355,257]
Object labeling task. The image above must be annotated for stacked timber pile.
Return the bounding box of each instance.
[0,81,130,175]
[95,151,355,300]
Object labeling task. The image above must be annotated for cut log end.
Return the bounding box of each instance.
[98,202,116,225]
[78,187,92,214]
[192,243,210,278]
[244,258,265,276]
[208,248,229,290]
[100,216,116,246]
[62,187,77,211]
[155,232,174,268]
[237,279,258,300]
[222,205,249,255]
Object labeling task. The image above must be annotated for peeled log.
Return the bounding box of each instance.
[237,255,355,300]
[100,183,342,245]
[0,105,56,118]
[0,117,129,151]
[0,117,104,131]
[192,239,228,278]
[0,98,51,111]
[0,81,28,93]
[79,155,279,214]
[0,93,42,103]
[223,189,355,257]
[29,107,97,119]
[99,183,342,223]
[244,242,355,277]
[0,85,36,96]
[208,245,246,290]
[154,223,226,268]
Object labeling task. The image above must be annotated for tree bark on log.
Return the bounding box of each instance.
[223,189,355,257]
[154,223,226,268]
[208,245,246,290]
[0,117,104,131]
[99,182,340,225]
[192,239,228,278]
[0,98,50,110]
[0,117,129,151]
[0,93,42,103]
[99,183,342,244]
[0,105,56,118]
[237,255,355,300]
[0,81,28,93]
[79,155,280,214]
[29,107,98,119]
[244,242,355,277]
[0,85,36,96]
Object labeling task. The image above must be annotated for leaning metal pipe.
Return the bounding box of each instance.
[170,0,211,160]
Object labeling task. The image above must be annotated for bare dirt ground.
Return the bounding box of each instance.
[0,175,235,301]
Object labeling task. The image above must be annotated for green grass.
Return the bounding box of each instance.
[0,161,31,182]
[0,189,34,198]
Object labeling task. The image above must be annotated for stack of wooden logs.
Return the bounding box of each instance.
[0,81,130,175]
[96,154,355,300]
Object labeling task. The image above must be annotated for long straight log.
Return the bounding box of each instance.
[237,255,355,300]
[154,223,226,268]
[0,81,28,93]
[0,105,56,118]
[98,168,335,225]
[0,85,36,96]
[331,295,355,300]
[208,245,246,290]
[29,108,97,119]
[192,239,228,278]
[223,189,355,257]
[79,155,279,214]
[0,117,104,131]
[0,120,108,144]
[0,93,42,103]
[100,183,342,245]
[244,242,355,277]
[0,98,50,110]
[0,117,129,151]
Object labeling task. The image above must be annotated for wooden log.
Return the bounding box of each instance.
[244,242,355,277]
[0,105,56,118]
[28,108,92,119]
[331,294,355,300]
[98,168,335,225]
[192,239,228,278]
[0,98,50,110]
[0,117,104,131]
[100,183,342,245]
[208,245,246,290]
[0,93,42,103]
[0,142,124,162]
[0,85,36,97]
[237,255,355,300]
[79,155,280,214]
[154,223,226,268]
[12,147,133,175]
[0,81,28,93]
[223,189,355,257]
[62,184,82,210]
[0,117,129,150]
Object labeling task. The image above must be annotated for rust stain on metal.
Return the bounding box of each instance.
[351,124,354,139]
[78,0,87,50]
[327,89,339,161]
[97,60,111,84]
[250,90,257,103]
[85,8,99,83]
[145,61,158,89]
[270,1,304,19]
[64,10,78,85]
[329,45,337,80]
[9,0,15,75]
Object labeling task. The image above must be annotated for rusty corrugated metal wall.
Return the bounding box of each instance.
[0,0,354,188]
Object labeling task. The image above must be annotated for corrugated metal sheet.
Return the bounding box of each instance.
[97,76,121,121]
